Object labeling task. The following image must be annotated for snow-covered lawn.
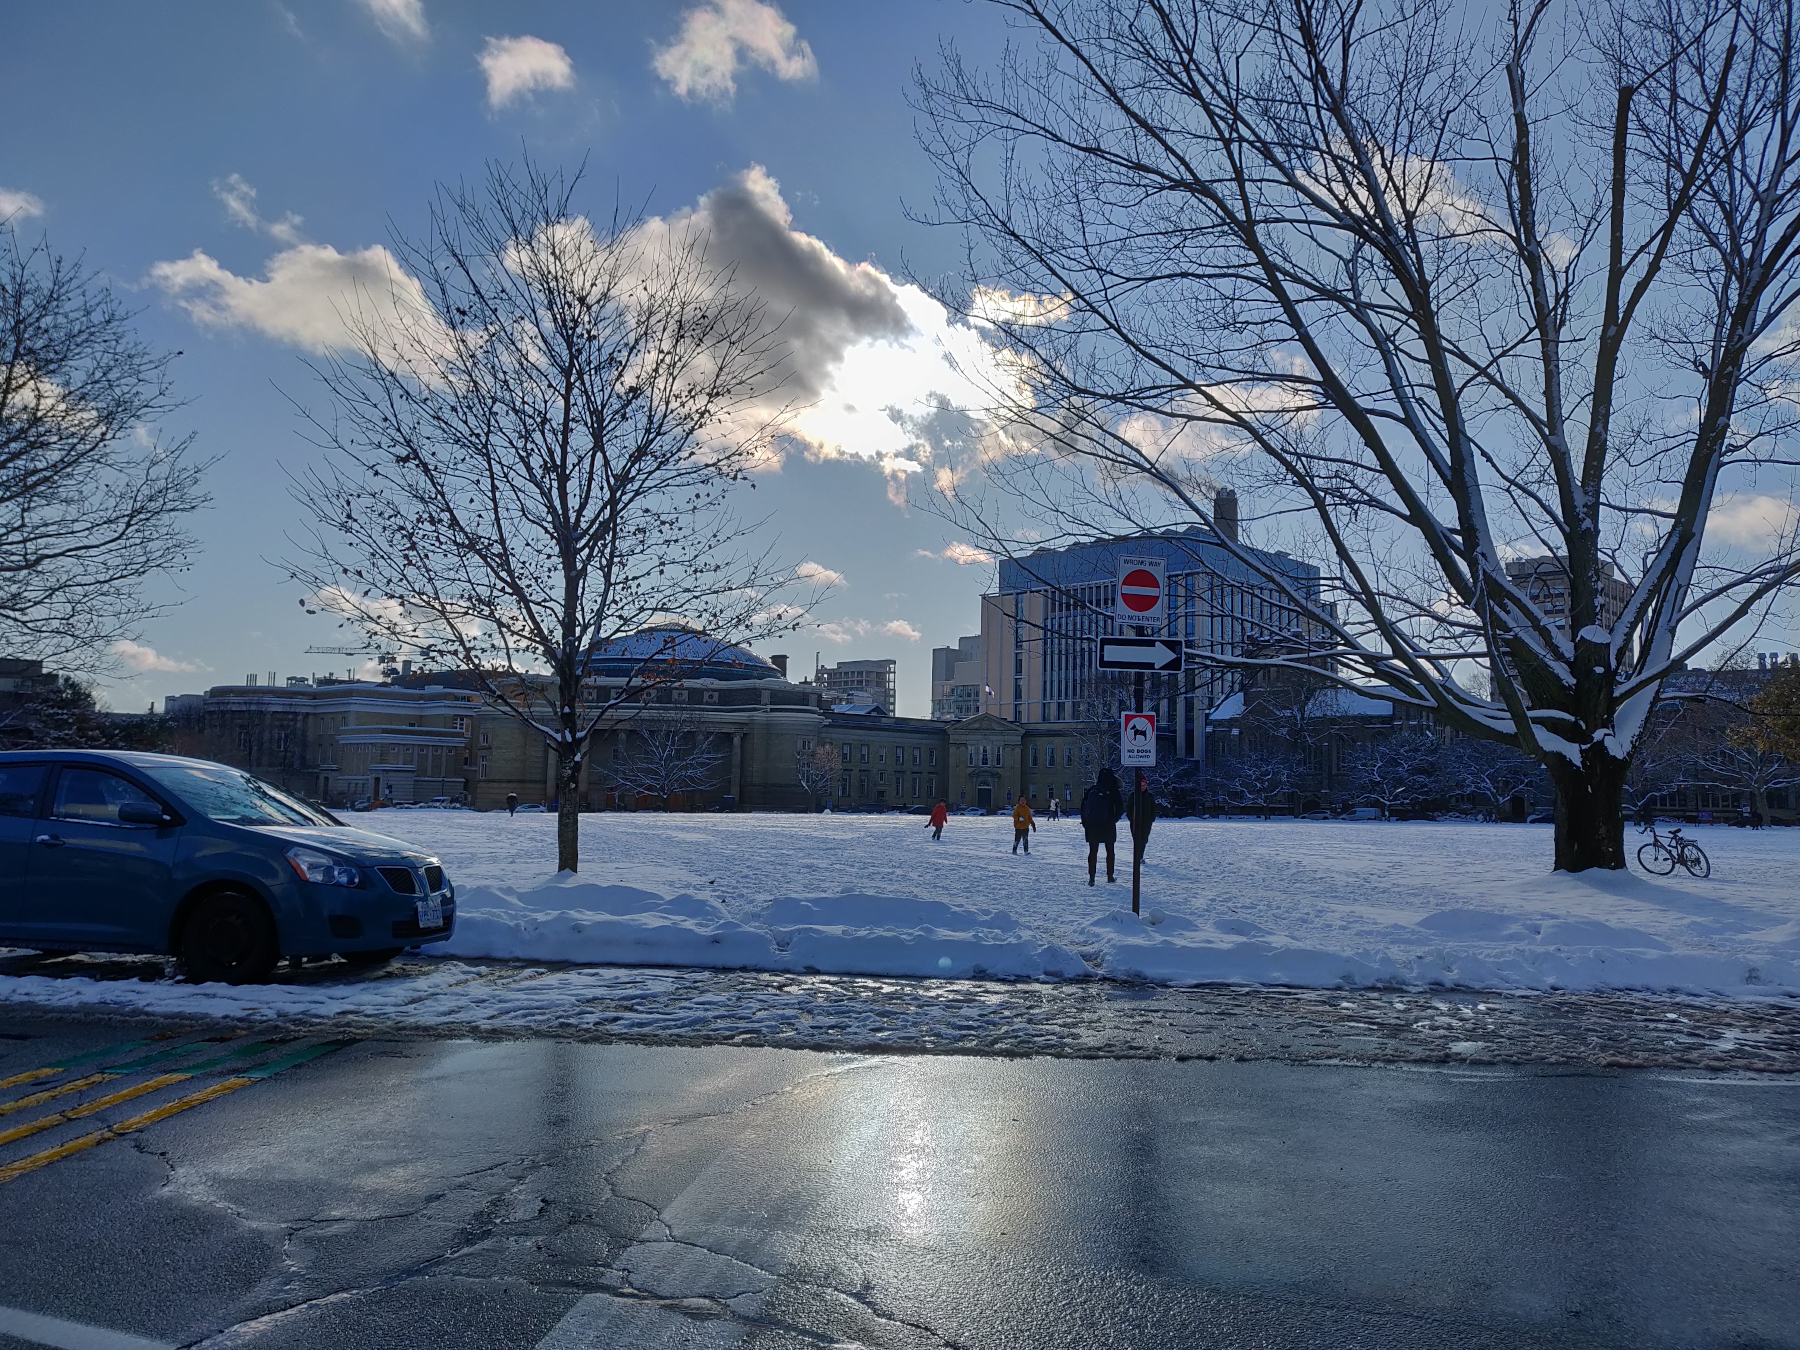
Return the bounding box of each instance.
[333,809,1800,997]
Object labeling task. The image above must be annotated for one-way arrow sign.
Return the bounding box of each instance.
[1096,637,1184,672]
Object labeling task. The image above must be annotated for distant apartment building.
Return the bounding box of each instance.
[1503,556,1633,636]
[813,657,897,710]
[931,635,984,721]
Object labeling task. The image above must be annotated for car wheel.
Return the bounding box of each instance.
[338,947,404,968]
[180,892,280,985]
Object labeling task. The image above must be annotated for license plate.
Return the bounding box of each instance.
[416,895,443,930]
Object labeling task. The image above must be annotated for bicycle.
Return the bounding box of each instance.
[1636,823,1711,878]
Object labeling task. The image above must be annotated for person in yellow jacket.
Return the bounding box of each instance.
[1011,799,1036,854]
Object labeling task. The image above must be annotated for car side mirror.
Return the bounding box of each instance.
[117,801,171,826]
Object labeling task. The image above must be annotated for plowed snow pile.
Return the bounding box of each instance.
[371,812,1800,996]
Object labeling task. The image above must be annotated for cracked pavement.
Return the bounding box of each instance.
[1,1012,1798,1349]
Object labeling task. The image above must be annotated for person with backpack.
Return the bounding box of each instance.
[1011,798,1037,854]
[1079,767,1125,885]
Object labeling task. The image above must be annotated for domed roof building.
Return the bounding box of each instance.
[584,625,784,684]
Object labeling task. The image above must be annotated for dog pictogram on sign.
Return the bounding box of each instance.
[1121,712,1156,766]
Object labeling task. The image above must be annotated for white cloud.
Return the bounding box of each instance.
[916,541,994,565]
[0,187,46,220]
[968,286,1070,328]
[148,241,444,357]
[653,0,816,102]
[814,617,920,644]
[112,640,203,675]
[795,560,847,588]
[480,35,574,110]
[360,0,427,43]
[1707,493,1798,549]
[213,174,304,245]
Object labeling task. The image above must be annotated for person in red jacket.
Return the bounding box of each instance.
[926,800,949,840]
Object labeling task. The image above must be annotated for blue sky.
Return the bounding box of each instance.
[1,0,1019,716]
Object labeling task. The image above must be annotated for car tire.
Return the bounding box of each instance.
[179,892,280,985]
[338,947,404,968]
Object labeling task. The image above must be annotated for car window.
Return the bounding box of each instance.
[0,764,47,818]
[51,768,161,824]
[138,762,334,826]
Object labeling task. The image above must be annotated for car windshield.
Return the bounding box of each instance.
[140,762,337,827]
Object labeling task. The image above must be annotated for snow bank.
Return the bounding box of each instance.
[4,813,1798,1004]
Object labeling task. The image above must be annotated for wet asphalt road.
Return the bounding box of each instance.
[0,1012,1796,1350]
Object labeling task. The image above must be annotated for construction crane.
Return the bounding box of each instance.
[305,645,397,662]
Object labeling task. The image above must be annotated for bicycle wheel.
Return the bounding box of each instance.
[1637,841,1677,875]
[1681,843,1711,878]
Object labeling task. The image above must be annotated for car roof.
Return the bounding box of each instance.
[0,749,236,771]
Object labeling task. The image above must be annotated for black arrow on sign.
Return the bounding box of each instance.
[1096,638,1183,671]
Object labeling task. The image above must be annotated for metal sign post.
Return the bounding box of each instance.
[1121,712,1154,915]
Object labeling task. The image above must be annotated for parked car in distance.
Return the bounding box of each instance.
[514,802,548,813]
[1525,809,1555,824]
[1298,810,1332,820]
[907,804,932,815]
[1340,806,1384,821]
[0,750,455,984]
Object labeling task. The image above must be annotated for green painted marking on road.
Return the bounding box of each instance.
[240,1040,355,1079]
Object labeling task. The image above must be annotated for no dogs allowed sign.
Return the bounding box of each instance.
[1121,712,1157,766]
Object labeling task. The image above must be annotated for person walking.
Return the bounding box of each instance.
[1047,795,1060,821]
[1011,798,1036,854]
[1079,767,1125,885]
[927,799,949,841]
[506,791,518,817]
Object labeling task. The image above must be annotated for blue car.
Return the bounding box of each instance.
[0,749,455,984]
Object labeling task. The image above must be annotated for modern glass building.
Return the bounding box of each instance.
[976,521,1325,761]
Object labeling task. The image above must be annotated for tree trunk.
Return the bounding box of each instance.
[555,728,582,874]
[1547,754,1628,871]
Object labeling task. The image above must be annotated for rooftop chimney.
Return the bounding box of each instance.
[1214,487,1239,542]
[400,659,413,679]
[770,654,789,678]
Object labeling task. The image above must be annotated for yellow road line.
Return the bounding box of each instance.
[0,1072,111,1117]
[0,1078,254,1185]
[0,1067,61,1092]
[0,1074,191,1150]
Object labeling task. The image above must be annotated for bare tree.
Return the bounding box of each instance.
[288,160,809,871]
[1216,745,1302,817]
[1445,739,1546,819]
[1,228,208,670]
[1345,733,1446,817]
[917,0,1800,870]
[599,708,729,809]
[795,739,839,811]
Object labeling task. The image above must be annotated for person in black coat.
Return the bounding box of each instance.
[1079,767,1126,886]
[1125,770,1156,864]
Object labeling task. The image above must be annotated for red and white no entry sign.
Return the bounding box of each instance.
[1115,555,1166,623]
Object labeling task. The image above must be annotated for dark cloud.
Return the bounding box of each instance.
[688,167,913,401]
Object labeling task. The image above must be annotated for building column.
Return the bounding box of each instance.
[730,731,744,806]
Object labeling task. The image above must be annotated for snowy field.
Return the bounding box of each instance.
[337,810,1800,998]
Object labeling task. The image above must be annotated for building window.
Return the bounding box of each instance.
[1030,744,1039,768]
[911,773,921,798]
[929,749,937,767]
[878,770,886,787]
[840,773,849,796]
[911,746,920,767]
[704,690,719,704]
[841,742,851,764]
[878,747,886,764]
[478,754,488,778]
[860,744,870,763]
[980,744,990,767]
[480,730,490,747]
[858,771,869,796]
[967,746,975,767]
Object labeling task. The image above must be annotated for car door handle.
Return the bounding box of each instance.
[33,834,64,848]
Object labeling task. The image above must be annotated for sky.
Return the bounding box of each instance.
[0,0,1021,717]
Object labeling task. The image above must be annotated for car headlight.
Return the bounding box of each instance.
[286,846,363,887]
